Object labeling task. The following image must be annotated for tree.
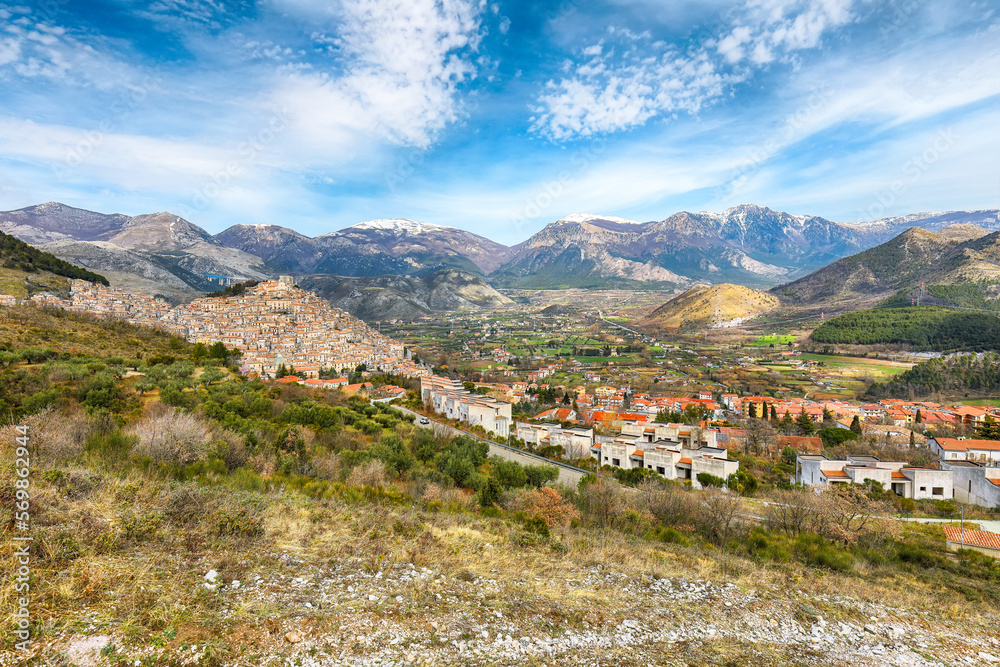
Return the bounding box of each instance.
[779,411,795,434]
[822,408,834,428]
[208,342,229,360]
[744,418,778,455]
[915,408,923,424]
[849,415,863,435]
[976,416,1000,440]
[191,342,208,361]
[909,430,916,448]
[796,409,816,436]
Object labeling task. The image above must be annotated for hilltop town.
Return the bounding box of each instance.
[10,276,429,379]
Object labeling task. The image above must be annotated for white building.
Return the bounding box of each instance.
[929,437,1000,465]
[515,422,593,458]
[796,454,952,500]
[421,376,512,438]
[596,435,738,489]
[940,460,1000,508]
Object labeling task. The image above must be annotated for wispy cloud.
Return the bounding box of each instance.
[272,0,487,150]
[531,0,861,140]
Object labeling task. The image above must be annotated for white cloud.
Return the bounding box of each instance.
[0,6,139,89]
[532,0,862,140]
[272,0,486,150]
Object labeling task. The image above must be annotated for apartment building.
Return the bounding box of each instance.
[596,436,738,489]
[795,454,952,500]
[421,376,512,438]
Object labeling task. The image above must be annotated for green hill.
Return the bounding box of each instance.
[810,306,1000,351]
[867,352,1000,399]
[0,229,108,288]
[775,227,1000,309]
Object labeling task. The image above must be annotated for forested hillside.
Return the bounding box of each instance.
[810,306,1000,350]
[0,229,108,284]
[866,352,1000,399]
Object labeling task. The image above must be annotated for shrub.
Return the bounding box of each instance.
[577,477,627,528]
[490,456,528,489]
[477,476,503,507]
[128,408,211,465]
[348,460,387,488]
[650,526,691,547]
[507,486,579,528]
[696,472,725,488]
[696,488,743,544]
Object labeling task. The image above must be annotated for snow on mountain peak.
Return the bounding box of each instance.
[557,213,642,225]
[349,218,448,235]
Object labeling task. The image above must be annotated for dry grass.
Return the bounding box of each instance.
[3,434,999,664]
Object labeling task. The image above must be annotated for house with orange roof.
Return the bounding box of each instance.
[951,405,990,427]
[929,437,1000,464]
[943,526,1000,559]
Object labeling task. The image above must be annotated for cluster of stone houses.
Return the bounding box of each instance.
[420,376,513,438]
[34,278,429,380]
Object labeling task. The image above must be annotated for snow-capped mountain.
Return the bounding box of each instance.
[5,201,999,294]
[215,217,512,276]
[345,218,449,235]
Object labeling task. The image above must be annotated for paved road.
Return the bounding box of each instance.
[394,405,592,487]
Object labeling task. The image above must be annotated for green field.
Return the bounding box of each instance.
[751,334,796,346]
[798,353,912,378]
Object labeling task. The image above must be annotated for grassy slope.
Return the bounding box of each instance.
[0,304,189,359]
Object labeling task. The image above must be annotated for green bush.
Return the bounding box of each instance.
[650,526,691,547]
[696,472,725,488]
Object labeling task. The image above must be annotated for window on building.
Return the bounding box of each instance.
[932,487,944,496]
[612,458,620,467]
[657,466,665,475]
[919,486,926,492]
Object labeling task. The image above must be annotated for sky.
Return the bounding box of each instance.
[0,0,998,245]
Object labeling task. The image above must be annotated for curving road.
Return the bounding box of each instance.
[393,405,596,487]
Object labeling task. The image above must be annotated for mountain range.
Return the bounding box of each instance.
[3,201,999,318]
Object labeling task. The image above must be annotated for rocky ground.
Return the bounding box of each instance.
[9,543,1000,667]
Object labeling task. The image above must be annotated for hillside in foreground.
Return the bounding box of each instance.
[1,306,999,665]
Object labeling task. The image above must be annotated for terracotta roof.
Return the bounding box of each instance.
[935,438,1000,452]
[632,451,644,457]
[944,526,1000,551]
[821,469,849,478]
[989,478,1000,487]
[678,458,692,465]
[891,471,907,479]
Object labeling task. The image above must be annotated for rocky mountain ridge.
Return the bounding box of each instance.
[4,202,999,297]
[773,225,1000,309]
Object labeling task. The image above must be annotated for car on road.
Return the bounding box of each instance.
[419,417,430,424]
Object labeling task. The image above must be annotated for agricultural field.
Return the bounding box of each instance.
[750,334,796,347]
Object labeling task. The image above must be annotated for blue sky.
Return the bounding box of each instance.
[0,0,998,244]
